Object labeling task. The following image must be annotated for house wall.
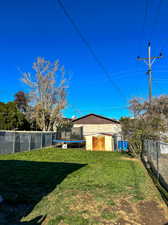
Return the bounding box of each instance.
[74,124,121,136]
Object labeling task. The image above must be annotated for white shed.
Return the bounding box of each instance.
[72,113,121,136]
[85,133,114,151]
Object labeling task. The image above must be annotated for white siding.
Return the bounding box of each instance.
[74,124,121,136]
[105,136,114,151]
[85,136,92,150]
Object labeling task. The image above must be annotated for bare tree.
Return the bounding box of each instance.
[120,95,168,157]
[22,57,68,131]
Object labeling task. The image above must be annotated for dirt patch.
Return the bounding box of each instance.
[69,192,104,220]
[116,217,134,225]
[121,157,138,161]
[69,192,118,224]
[137,200,168,225]
[112,199,168,225]
[118,199,134,214]
[114,200,139,225]
[62,192,168,225]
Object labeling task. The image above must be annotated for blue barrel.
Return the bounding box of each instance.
[118,141,128,151]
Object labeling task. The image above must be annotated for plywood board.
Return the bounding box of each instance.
[92,136,105,151]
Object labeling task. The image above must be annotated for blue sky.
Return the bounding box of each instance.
[0,0,168,119]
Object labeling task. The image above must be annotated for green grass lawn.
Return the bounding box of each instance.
[0,148,167,225]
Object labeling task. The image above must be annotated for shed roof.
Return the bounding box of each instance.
[72,113,120,124]
[85,132,114,136]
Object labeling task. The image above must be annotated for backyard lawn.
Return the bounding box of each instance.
[0,148,167,225]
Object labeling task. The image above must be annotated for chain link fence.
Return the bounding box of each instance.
[142,139,168,191]
[56,127,83,140]
[0,127,83,154]
[0,131,56,154]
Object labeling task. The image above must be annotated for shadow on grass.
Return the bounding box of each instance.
[0,160,86,225]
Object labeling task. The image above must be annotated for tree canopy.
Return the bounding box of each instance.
[14,91,29,113]
[22,57,68,131]
[0,102,30,130]
[120,95,168,157]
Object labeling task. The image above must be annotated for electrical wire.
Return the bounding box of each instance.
[141,0,149,43]
[136,0,166,100]
[81,70,145,85]
[149,0,162,42]
[67,107,129,114]
[137,0,163,54]
[136,0,149,59]
[142,0,150,37]
[112,70,144,80]
[57,0,126,101]
[66,102,130,119]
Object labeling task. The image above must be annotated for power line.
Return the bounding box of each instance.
[112,70,144,80]
[67,107,129,114]
[142,0,150,36]
[136,0,149,58]
[69,103,129,111]
[141,0,149,41]
[149,0,162,42]
[155,1,168,52]
[84,70,145,84]
[138,0,163,53]
[66,103,130,118]
[57,0,126,101]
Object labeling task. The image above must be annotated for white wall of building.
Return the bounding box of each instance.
[74,124,121,136]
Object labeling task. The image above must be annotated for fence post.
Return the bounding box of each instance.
[28,134,31,151]
[50,132,53,146]
[13,132,16,153]
[145,140,150,168]
[41,132,43,149]
[156,142,160,180]
[146,140,149,161]
[149,140,152,163]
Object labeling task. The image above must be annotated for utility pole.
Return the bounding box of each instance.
[137,42,163,105]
